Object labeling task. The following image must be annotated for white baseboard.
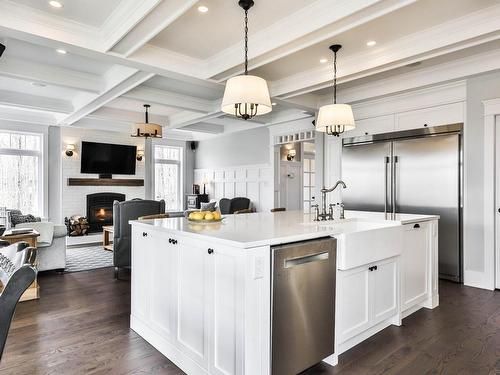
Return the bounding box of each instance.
[464,270,495,291]
[130,315,209,375]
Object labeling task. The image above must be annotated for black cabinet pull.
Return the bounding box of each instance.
[142,232,148,237]
[374,265,378,271]
[369,266,374,271]
[169,238,177,245]
[423,123,428,127]
[369,265,378,271]
[168,238,172,243]
[413,223,420,229]
[208,248,214,255]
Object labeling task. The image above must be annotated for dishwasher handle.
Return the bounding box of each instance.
[284,251,329,269]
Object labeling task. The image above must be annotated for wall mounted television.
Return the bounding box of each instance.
[81,141,137,178]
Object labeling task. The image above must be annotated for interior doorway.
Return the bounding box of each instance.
[276,140,316,212]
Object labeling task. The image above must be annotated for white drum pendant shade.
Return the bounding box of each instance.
[221,75,272,116]
[131,122,162,138]
[316,103,355,132]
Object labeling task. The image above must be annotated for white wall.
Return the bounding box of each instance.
[464,70,500,286]
[61,127,146,220]
[194,127,270,169]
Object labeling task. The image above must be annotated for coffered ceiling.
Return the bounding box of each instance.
[0,0,499,140]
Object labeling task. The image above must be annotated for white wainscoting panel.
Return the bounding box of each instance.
[194,164,273,212]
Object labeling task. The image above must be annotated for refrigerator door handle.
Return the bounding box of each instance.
[384,156,389,216]
[392,155,399,215]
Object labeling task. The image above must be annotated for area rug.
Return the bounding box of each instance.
[65,245,113,273]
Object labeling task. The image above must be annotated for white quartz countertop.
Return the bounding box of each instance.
[131,210,439,249]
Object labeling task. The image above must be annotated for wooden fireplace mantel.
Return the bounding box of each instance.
[67,178,144,187]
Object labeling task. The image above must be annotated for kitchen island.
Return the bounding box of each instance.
[130,210,439,375]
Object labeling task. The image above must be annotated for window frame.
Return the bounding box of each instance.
[153,144,184,211]
[0,129,44,216]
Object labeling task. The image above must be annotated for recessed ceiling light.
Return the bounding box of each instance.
[198,5,208,13]
[366,40,376,47]
[56,49,67,55]
[49,1,63,8]
[31,82,47,87]
[319,58,328,64]
[272,102,277,106]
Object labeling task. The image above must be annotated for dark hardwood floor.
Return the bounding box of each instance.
[0,268,498,375]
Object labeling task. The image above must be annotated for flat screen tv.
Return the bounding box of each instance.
[81,141,136,177]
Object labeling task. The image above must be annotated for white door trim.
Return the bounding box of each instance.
[483,98,500,290]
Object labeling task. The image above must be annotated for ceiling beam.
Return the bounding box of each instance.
[0,56,103,93]
[206,0,416,80]
[271,3,500,98]
[315,48,500,107]
[101,0,162,52]
[0,90,72,114]
[59,67,154,126]
[109,0,198,57]
[179,123,225,134]
[123,86,215,113]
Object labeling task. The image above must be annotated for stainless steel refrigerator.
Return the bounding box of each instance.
[342,124,463,282]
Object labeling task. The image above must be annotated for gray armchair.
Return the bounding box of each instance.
[113,199,165,279]
[0,241,37,362]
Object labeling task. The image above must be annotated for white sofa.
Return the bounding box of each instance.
[15,222,67,272]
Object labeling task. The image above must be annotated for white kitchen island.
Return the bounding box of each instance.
[129,210,439,375]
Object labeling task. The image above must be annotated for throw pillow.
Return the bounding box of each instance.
[200,201,216,212]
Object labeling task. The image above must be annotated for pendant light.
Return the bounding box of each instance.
[131,104,163,138]
[221,0,272,120]
[316,44,355,136]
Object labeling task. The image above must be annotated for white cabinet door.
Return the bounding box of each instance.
[341,115,395,138]
[337,266,371,343]
[208,245,243,375]
[131,227,153,321]
[371,258,398,324]
[395,102,464,132]
[176,236,209,368]
[401,222,430,311]
[150,231,178,339]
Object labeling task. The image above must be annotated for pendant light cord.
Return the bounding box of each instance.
[333,50,337,104]
[244,9,249,75]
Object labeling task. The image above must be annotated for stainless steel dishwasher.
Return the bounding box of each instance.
[271,237,336,375]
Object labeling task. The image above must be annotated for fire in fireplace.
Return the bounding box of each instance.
[86,192,125,232]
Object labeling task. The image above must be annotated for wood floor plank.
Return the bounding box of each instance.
[0,268,498,375]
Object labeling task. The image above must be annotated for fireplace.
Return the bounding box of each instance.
[86,192,125,233]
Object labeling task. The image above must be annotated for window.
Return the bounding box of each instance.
[154,145,183,211]
[0,131,43,215]
[303,155,315,213]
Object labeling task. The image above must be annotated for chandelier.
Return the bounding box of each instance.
[221,0,272,120]
[315,44,355,136]
[131,104,162,138]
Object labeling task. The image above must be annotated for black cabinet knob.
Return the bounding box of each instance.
[142,232,148,237]
[208,248,214,254]
[413,223,420,229]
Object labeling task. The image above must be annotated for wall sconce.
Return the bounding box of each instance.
[286,149,296,161]
[65,144,75,157]
[136,149,144,161]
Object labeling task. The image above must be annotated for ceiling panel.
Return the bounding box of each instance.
[103,97,182,118]
[251,0,499,81]
[0,76,81,100]
[149,0,313,59]
[143,76,223,100]
[12,0,124,27]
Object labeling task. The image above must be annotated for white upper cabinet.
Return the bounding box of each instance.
[395,102,464,132]
[342,114,395,138]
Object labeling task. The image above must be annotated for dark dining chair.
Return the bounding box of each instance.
[0,241,37,362]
